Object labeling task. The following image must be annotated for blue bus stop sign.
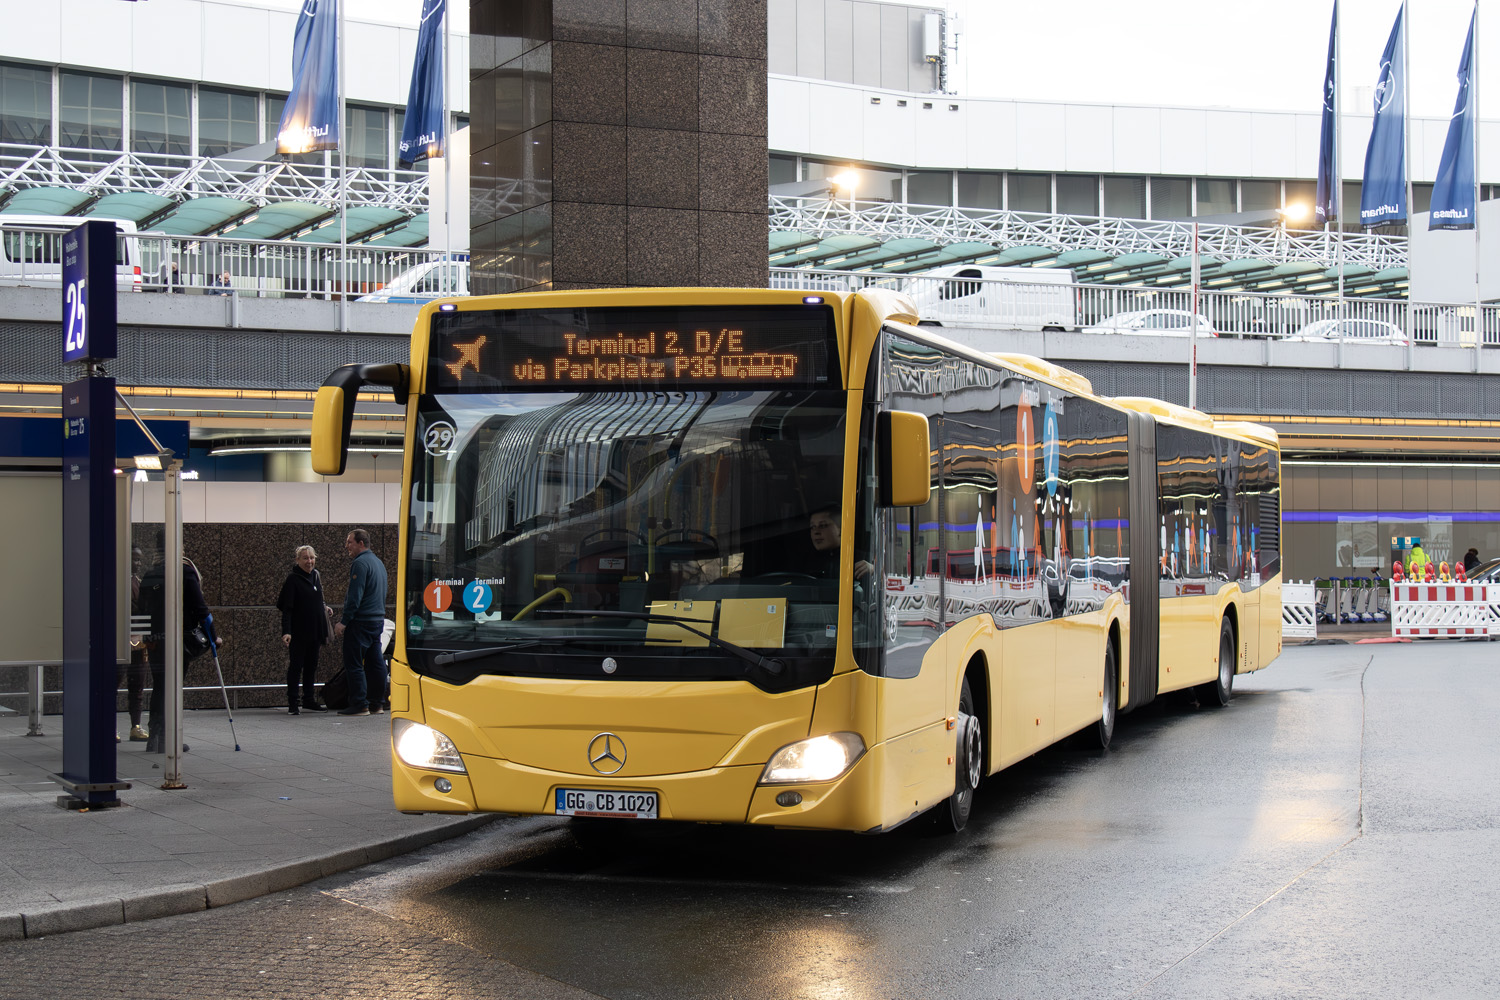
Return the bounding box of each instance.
[61,220,118,363]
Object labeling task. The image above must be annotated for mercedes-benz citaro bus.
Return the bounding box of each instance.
[311,287,1281,833]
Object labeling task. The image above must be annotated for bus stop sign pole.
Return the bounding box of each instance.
[58,220,130,809]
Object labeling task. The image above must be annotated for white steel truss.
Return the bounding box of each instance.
[769,196,1409,271]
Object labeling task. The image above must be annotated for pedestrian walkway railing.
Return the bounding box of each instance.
[771,266,1500,349]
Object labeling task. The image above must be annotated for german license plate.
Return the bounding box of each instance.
[555,788,659,819]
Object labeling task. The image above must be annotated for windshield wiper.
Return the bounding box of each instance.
[536,609,785,676]
[431,640,549,666]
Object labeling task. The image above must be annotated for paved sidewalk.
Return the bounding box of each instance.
[0,705,494,941]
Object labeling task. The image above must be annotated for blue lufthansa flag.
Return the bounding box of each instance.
[277,0,340,155]
[1429,8,1477,231]
[1315,2,1338,226]
[400,0,446,166]
[1359,5,1406,227]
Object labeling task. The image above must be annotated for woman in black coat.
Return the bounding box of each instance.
[277,545,331,714]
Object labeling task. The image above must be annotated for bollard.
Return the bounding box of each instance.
[27,664,44,737]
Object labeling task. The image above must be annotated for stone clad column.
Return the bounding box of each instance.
[470,0,768,293]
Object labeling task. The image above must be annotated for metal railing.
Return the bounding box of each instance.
[0,221,462,299]
[0,143,428,214]
[769,196,1409,272]
[771,266,1499,347]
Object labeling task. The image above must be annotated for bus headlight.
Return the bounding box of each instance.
[392,718,467,773]
[759,732,865,785]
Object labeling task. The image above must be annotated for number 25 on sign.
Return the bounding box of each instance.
[64,277,87,355]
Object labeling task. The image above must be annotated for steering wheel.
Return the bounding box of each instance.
[756,571,819,583]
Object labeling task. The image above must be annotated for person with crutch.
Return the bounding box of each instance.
[332,529,387,717]
[140,554,216,753]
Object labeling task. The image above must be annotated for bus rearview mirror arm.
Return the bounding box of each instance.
[311,363,409,476]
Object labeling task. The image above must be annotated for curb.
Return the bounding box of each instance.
[0,813,499,941]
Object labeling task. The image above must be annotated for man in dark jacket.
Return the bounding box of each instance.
[334,528,388,716]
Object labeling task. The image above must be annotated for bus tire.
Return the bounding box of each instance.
[1095,641,1117,749]
[939,677,982,833]
[1199,618,1235,707]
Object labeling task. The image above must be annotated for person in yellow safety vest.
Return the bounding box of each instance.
[1408,543,1428,579]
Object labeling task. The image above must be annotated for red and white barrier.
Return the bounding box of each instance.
[1390,582,1500,638]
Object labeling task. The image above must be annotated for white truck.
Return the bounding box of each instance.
[906,264,1077,332]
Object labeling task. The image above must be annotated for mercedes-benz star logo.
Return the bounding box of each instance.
[588,733,626,774]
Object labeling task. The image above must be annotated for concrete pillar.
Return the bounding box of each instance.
[469,0,769,293]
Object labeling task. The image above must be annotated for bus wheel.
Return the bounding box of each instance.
[1095,642,1117,749]
[1200,618,1235,707]
[940,677,982,832]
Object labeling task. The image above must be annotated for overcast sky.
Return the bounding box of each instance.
[947,0,1486,117]
[267,0,1485,118]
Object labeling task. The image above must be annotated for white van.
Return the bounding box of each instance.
[357,258,469,304]
[907,264,1077,332]
[0,214,143,292]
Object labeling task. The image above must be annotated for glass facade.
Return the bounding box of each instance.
[131,79,191,157]
[1241,179,1280,212]
[347,104,389,169]
[1195,178,1235,216]
[198,87,257,157]
[1009,172,1050,213]
[0,63,51,145]
[59,71,122,155]
[1151,177,1190,219]
[957,171,1002,210]
[1056,174,1098,216]
[1102,175,1146,218]
[906,169,952,207]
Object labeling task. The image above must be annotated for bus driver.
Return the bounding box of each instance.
[808,503,873,582]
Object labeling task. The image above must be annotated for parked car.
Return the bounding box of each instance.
[357,258,468,303]
[908,264,1077,332]
[1465,557,1500,582]
[1083,309,1216,337]
[0,214,143,292]
[1285,318,1408,345]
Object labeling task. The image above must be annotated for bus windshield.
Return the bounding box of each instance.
[405,388,852,691]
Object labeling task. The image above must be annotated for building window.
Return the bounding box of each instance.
[347,105,389,169]
[803,160,900,202]
[131,79,191,157]
[906,170,952,208]
[59,72,123,155]
[1102,175,1146,219]
[769,153,796,187]
[1056,174,1098,216]
[1195,178,1235,216]
[1150,177,1190,219]
[264,94,322,168]
[1411,182,1434,216]
[0,63,52,146]
[198,87,258,157]
[1008,172,1050,213]
[1240,179,1280,213]
[957,171,1002,211]
[1284,180,1316,226]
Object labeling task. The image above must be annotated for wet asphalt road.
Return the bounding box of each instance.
[5,641,1498,999]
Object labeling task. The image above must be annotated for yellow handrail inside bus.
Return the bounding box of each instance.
[513,587,572,620]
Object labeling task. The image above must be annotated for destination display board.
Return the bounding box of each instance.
[428,304,839,390]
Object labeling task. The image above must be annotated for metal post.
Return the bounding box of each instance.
[27,665,44,736]
[1189,221,1199,409]
[162,460,185,789]
[338,0,348,333]
[1335,0,1345,369]
[1473,2,1483,373]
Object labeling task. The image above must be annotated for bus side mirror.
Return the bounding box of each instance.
[311,363,409,476]
[878,410,931,507]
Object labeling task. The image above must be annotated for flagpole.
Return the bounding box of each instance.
[338,0,348,332]
[1401,0,1413,348]
[1473,2,1482,367]
[443,0,452,269]
[1335,0,1345,365]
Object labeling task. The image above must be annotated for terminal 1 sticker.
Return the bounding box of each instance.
[423,580,455,613]
[463,581,494,615]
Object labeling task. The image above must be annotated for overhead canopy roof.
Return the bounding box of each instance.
[0,186,90,216]
[295,207,408,244]
[363,212,430,247]
[150,196,256,236]
[228,201,331,240]
[86,192,177,226]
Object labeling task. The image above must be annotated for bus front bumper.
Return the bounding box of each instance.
[392,741,906,833]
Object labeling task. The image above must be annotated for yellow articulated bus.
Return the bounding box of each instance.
[312,287,1281,833]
